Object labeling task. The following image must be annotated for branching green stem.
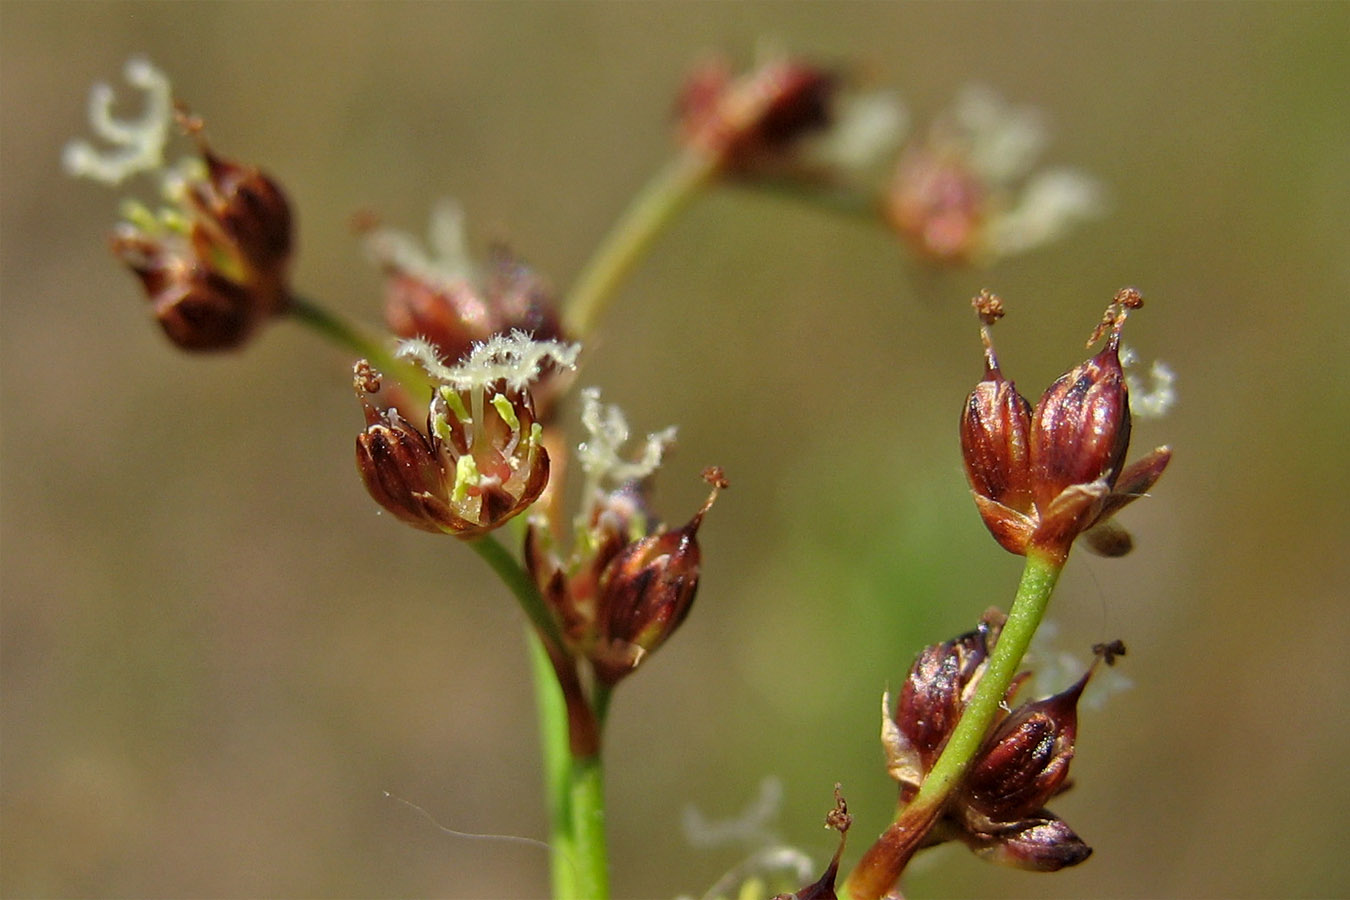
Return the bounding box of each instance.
[562,148,721,338]
[475,143,724,899]
[841,549,1065,900]
[286,293,431,390]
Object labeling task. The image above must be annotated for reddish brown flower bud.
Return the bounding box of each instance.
[959,667,1088,827]
[961,290,1171,561]
[527,391,699,677]
[677,55,835,175]
[589,467,727,685]
[185,118,294,287]
[112,145,294,351]
[377,247,563,365]
[1029,330,1130,511]
[883,86,1105,267]
[935,649,1115,872]
[362,207,569,419]
[381,271,490,366]
[963,814,1092,872]
[887,612,1003,798]
[109,236,260,350]
[526,482,653,651]
[960,292,1036,554]
[876,613,1111,876]
[353,364,457,534]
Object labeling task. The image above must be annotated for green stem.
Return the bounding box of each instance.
[528,628,611,900]
[562,148,721,339]
[591,682,614,733]
[472,537,609,899]
[842,549,1064,900]
[529,632,580,900]
[286,292,430,390]
[566,751,609,900]
[908,550,1062,805]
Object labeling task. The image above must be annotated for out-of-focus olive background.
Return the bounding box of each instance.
[3,3,1347,898]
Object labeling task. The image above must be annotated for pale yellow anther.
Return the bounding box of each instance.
[118,199,165,234]
[491,393,520,432]
[430,413,453,443]
[452,455,481,504]
[439,387,471,426]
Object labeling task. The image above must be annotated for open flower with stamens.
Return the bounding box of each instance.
[884,85,1104,266]
[65,57,294,350]
[960,289,1171,563]
[354,332,579,537]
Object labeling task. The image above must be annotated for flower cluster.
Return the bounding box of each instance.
[672,57,1102,268]
[65,58,294,350]
[526,390,725,685]
[881,612,1112,872]
[960,289,1171,563]
[67,53,1177,900]
[676,51,836,176]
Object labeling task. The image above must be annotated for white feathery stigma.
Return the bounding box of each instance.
[63,56,173,185]
[397,330,579,393]
[987,169,1107,257]
[809,90,909,175]
[576,387,677,488]
[363,199,477,291]
[952,84,1049,185]
[1121,345,1177,419]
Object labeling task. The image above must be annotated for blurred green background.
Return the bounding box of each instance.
[3,3,1347,898]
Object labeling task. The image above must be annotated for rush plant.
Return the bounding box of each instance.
[68,52,1171,900]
